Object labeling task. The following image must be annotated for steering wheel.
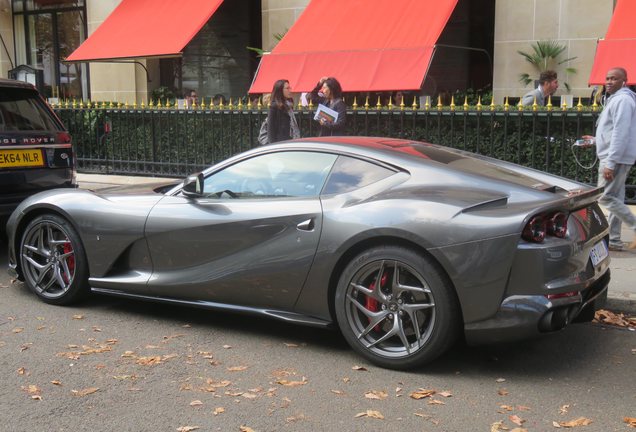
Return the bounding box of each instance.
[240,179,270,196]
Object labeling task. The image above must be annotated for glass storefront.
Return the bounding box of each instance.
[159,0,261,101]
[12,0,88,100]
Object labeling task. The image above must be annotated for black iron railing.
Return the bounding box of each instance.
[54,103,636,202]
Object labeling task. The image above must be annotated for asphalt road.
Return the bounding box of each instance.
[1,244,635,432]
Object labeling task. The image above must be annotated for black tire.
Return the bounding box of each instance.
[334,246,460,370]
[19,214,89,305]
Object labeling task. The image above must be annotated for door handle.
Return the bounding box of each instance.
[297,219,315,231]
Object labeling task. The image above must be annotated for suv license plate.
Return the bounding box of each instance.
[590,240,609,266]
[0,149,45,168]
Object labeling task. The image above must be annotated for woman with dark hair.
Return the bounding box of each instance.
[310,76,346,136]
[267,79,300,144]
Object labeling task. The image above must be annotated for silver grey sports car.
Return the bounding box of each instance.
[6,137,611,370]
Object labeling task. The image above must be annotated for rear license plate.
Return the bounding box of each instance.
[590,240,609,266]
[0,149,44,168]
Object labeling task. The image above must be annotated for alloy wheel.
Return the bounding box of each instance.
[21,219,77,300]
[344,259,436,359]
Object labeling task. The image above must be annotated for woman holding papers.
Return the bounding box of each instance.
[267,79,301,143]
[310,77,346,136]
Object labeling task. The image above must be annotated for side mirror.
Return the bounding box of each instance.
[182,172,204,197]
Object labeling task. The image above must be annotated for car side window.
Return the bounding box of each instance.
[202,151,338,198]
[322,156,395,195]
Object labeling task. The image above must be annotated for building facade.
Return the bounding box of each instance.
[0,0,617,104]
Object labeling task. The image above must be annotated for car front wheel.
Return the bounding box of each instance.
[19,214,89,305]
[335,246,460,370]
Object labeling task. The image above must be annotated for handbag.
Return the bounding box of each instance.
[257,117,269,145]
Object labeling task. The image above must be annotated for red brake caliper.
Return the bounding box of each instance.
[61,242,75,283]
[365,272,388,331]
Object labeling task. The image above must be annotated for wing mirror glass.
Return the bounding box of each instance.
[182,172,204,197]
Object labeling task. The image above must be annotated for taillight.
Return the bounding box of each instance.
[522,211,569,243]
[522,215,546,243]
[547,212,568,238]
[56,131,72,144]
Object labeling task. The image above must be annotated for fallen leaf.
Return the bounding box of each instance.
[364,390,388,400]
[495,378,506,383]
[624,417,636,428]
[222,344,232,349]
[135,356,163,366]
[553,421,562,428]
[438,391,452,398]
[410,389,436,399]
[557,417,593,427]
[72,387,99,397]
[352,365,368,371]
[189,400,203,407]
[72,314,84,320]
[51,380,62,386]
[213,407,225,416]
[17,367,26,375]
[227,366,248,372]
[500,405,514,412]
[594,309,636,328]
[510,429,528,432]
[12,327,23,333]
[510,414,525,426]
[428,399,445,405]
[177,427,199,432]
[276,378,307,387]
[491,420,508,432]
[23,385,40,395]
[283,342,299,347]
[517,405,531,411]
[285,414,306,423]
[239,426,255,432]
[498,388,509,396]
[355,410,384,419]
[331,390,344,395]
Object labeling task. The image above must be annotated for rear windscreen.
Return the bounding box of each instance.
[0,88,60,132]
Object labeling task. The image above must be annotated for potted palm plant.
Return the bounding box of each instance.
[518,40,577,105]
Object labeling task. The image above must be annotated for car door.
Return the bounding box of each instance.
[144,150,337,309]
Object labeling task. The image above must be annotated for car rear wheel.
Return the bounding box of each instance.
[335,246,460,370]
[19,214,89,305]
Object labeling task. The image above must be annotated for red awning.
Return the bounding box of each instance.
[66,0,223,62]
[248,0,458,94]
[588,0,636,85]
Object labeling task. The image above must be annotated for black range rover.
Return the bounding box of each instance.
[0,78,76,224]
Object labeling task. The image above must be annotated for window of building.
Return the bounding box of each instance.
[12,0,88,100]
[160,0,261,102]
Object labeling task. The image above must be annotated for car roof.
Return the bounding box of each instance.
[278,136,434,161]
[0,78,38,90]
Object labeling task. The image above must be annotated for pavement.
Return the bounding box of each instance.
[76,173,636,314]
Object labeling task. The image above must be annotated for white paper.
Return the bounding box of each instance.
[314,104,339,123]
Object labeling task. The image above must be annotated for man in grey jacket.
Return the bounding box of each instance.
[521,70,558,106]
[585,67,636,250]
